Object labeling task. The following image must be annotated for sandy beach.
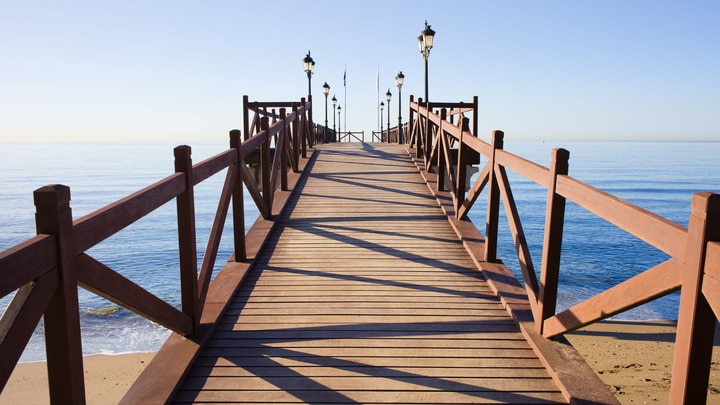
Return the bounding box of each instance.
[2,321,719,404]
[0,352,154,405]
[566,320,720,404]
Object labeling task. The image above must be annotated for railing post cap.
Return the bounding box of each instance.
[174,145,192,156]
[551,148,570,161]
[692,192,720,215]
[33,184,71,209]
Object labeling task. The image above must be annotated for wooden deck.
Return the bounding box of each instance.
[170,143,576,404]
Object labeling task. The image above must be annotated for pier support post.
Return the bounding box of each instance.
[230,130,247,261]
[455,117,471,215]
[279,108,289,191]
[174,146,199,328]
[670,192,720,403]
[301,98,307,159]
[260,117,272,215]
[484,130,504,262]
[291,104,300,172]
[242,95,250,141]
[436,109,447,192]
[34,184,86,404]
[537,148,569,332]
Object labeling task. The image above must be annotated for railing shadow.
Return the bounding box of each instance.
[408,96,720,402]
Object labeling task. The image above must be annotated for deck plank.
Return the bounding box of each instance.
[172,143,569,404]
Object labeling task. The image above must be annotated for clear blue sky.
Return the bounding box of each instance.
[1,0,718,143]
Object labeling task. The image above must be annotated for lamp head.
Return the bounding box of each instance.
[303,51,315,74]
[422,21,435,50]
[395,71,404,88]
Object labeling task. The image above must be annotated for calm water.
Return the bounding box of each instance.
[1,141,719,362]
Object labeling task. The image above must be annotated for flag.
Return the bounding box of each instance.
[343,69,346,87]
[376,64,379,93]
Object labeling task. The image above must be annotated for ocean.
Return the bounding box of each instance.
[1,140,719,362]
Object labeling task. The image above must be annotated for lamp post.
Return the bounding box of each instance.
[303,51,315,98]
[385,89,392,143]
[331,95,337,141]
[379,101,385,141]
[337,105,342,138]
[417,21,435,103]
[322,82,330,143]
[395,71,404,143]
[303,51,315,144]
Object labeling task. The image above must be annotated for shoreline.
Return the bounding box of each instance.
[2,321,719,404]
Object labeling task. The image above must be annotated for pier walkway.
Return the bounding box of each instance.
[129,143,613,404]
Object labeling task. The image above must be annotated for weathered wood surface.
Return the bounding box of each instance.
[172,143,569,404]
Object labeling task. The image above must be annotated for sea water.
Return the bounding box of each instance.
[1,141,719,362]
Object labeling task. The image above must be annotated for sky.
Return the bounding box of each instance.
[0,0,718,143]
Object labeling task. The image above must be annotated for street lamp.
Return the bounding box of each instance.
[417,21,435,102]
[331,95,337,141]
[379,101,385,141]
[303,51,315,144]
[385,89,392,143]
[337,105,342,136]
[322,82,330,142]
[302,51,315,98]
[395,71,404,143]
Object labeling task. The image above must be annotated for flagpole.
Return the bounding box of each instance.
[376,64,380,136]
[343,64,347,136]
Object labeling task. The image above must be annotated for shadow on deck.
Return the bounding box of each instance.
[122,143,617,404]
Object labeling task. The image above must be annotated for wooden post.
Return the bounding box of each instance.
[230,130,246,261]
[260,117,272,216]
[291,104,300,172]
[243,95,250,141]
[484,130,504,262]
[307,95,314,149]
[473,96,478,137]
[437,109,447,192]
[279,108,288,191]
[537,148,570,332]
[301,98,307,159]
[34,185,86,404]
[455,117,470,216]
[669,192,720,403]
[174,146,199,328]
[424,100,431,169]
[408,95,415,149]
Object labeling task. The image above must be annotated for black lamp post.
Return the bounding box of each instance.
[337,105,342,137]
[395,71,404,143]
[417,21,435,103]
[331,95,337,141]
[303,51,315,142]
[322,82,330,143]
[379,101,385,141]
[303,51,315,98]
[385,89,392,143]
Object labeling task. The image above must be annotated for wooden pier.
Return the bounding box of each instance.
[2,95,719,404]
[167,143,583,403]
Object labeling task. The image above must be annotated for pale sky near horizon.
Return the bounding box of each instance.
[1,0,718,143]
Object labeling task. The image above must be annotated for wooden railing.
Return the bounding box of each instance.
[0,96,313,403]
[407,97,719,403]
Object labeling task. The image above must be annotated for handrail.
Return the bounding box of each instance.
[0,96,313,403]
[409,96,720,403]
